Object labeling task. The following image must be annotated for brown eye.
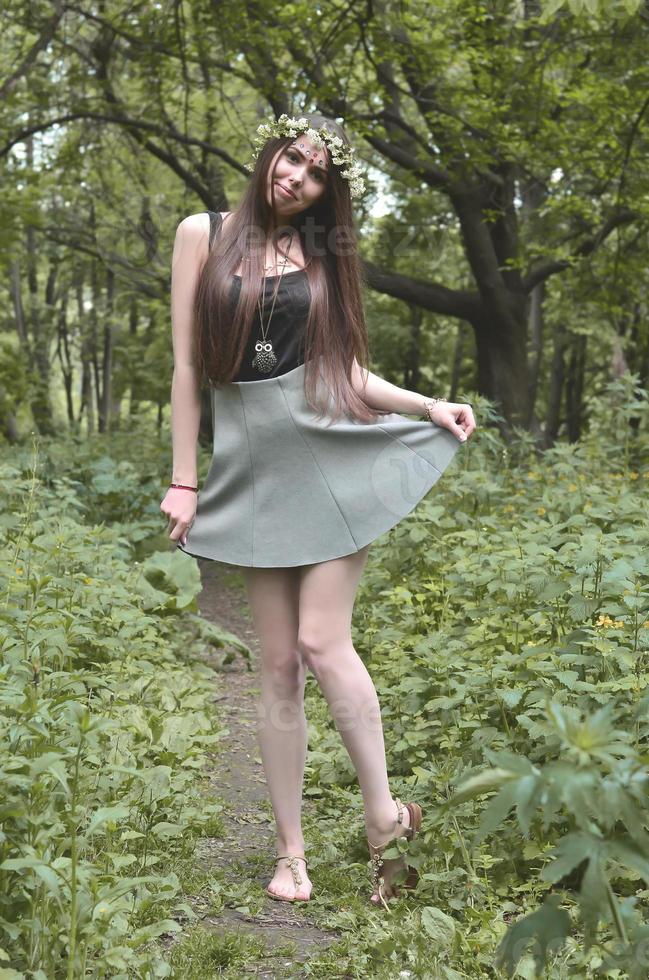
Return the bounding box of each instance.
[286,148,325,181]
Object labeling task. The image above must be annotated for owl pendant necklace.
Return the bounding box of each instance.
[252,233,295,374]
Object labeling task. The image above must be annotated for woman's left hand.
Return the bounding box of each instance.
[428,401,476,443]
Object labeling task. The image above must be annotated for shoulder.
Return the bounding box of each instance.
[173,211,233,259]
[175,211,211,242]
[175,210,232,240]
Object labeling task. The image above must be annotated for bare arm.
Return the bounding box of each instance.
[160,212,211,545]
[169,212,210,484]
[351,357,475,442]
[351,358,432,415]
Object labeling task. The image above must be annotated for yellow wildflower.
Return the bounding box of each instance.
[596,614,614,628]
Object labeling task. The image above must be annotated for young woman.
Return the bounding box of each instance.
[161,112,476,911]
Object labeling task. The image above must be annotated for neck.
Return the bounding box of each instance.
[266,212,296,236]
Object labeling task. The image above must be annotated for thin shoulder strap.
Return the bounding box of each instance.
[206,210,223,251]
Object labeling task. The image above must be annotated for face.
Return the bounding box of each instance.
[265,134,329,215]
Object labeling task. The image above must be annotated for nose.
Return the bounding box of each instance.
[289,162,308,185]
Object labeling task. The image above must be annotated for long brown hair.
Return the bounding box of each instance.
[193,112,382,423]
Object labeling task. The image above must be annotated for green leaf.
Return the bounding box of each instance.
[133,550,202,611]
[495,895,571,977]
[86,805,130,835]
[540,831,603,884]
[483,750,538,775]
[607,837,649,885]
[420,906,456,948]
[550,765,599,825]
[499,688,525,709]
[474,780,521,848]
[539,0,570,20]
[127,919,182,945]
[515,774,543,836]
[449,767,518,804]
[579,850,609,946]
[150,821,184,838]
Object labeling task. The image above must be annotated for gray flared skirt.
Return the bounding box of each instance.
[176,360,464,568]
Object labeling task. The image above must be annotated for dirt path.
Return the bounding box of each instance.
[191,558,338,975]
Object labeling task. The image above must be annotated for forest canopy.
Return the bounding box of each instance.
[2,0,648,444]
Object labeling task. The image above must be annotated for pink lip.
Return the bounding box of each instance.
[277,182,297,200]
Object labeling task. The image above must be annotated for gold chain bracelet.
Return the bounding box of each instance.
[422,397,447,423]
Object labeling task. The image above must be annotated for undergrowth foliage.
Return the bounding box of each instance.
[302,374,649,977]
[2,374,649,978]
[0,433,245,978]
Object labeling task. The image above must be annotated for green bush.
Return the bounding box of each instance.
[0,441,238,978]
[304,374,649,977]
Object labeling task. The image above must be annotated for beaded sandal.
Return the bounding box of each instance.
[266,854,311,903]
[367,798,422,911]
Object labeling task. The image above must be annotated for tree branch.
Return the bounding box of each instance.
[0,111,248,174]
[363,134,450,187]
[362,259,479,320]
[0,0,65,102]
[522,207,639,291]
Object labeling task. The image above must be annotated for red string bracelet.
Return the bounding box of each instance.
[169,483,198,492]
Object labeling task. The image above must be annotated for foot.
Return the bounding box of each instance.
[266,855,312,902]
[366,799,412,906]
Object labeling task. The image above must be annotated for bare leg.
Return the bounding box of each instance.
[297,545,410,903]
[241,564,312,900]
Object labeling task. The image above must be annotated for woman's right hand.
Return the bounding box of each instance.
[160,487,198,546]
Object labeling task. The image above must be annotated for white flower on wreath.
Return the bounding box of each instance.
[248,114,366,199]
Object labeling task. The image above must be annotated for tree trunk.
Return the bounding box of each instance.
[450,177,531,436]
[471,307,530,435]
[545,319,568,449]
[449,322,466,403]
[100,267,116,432]
[565,333,587,442]
[77,279,95,435]
[2,408,19,443]
[526,281,545,423]
[403,303,421,391]
[56,289,75,424]
[10,260,28,348]
[24,142,56,434]
[88,206,104,432]
[129,298,140,417]
[628,303,648,436]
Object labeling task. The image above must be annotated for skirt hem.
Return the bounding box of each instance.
[175,458,451,568]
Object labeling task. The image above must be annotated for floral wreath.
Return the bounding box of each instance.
[245,113,366,199]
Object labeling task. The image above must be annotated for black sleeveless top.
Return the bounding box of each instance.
[207,211,311,382]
